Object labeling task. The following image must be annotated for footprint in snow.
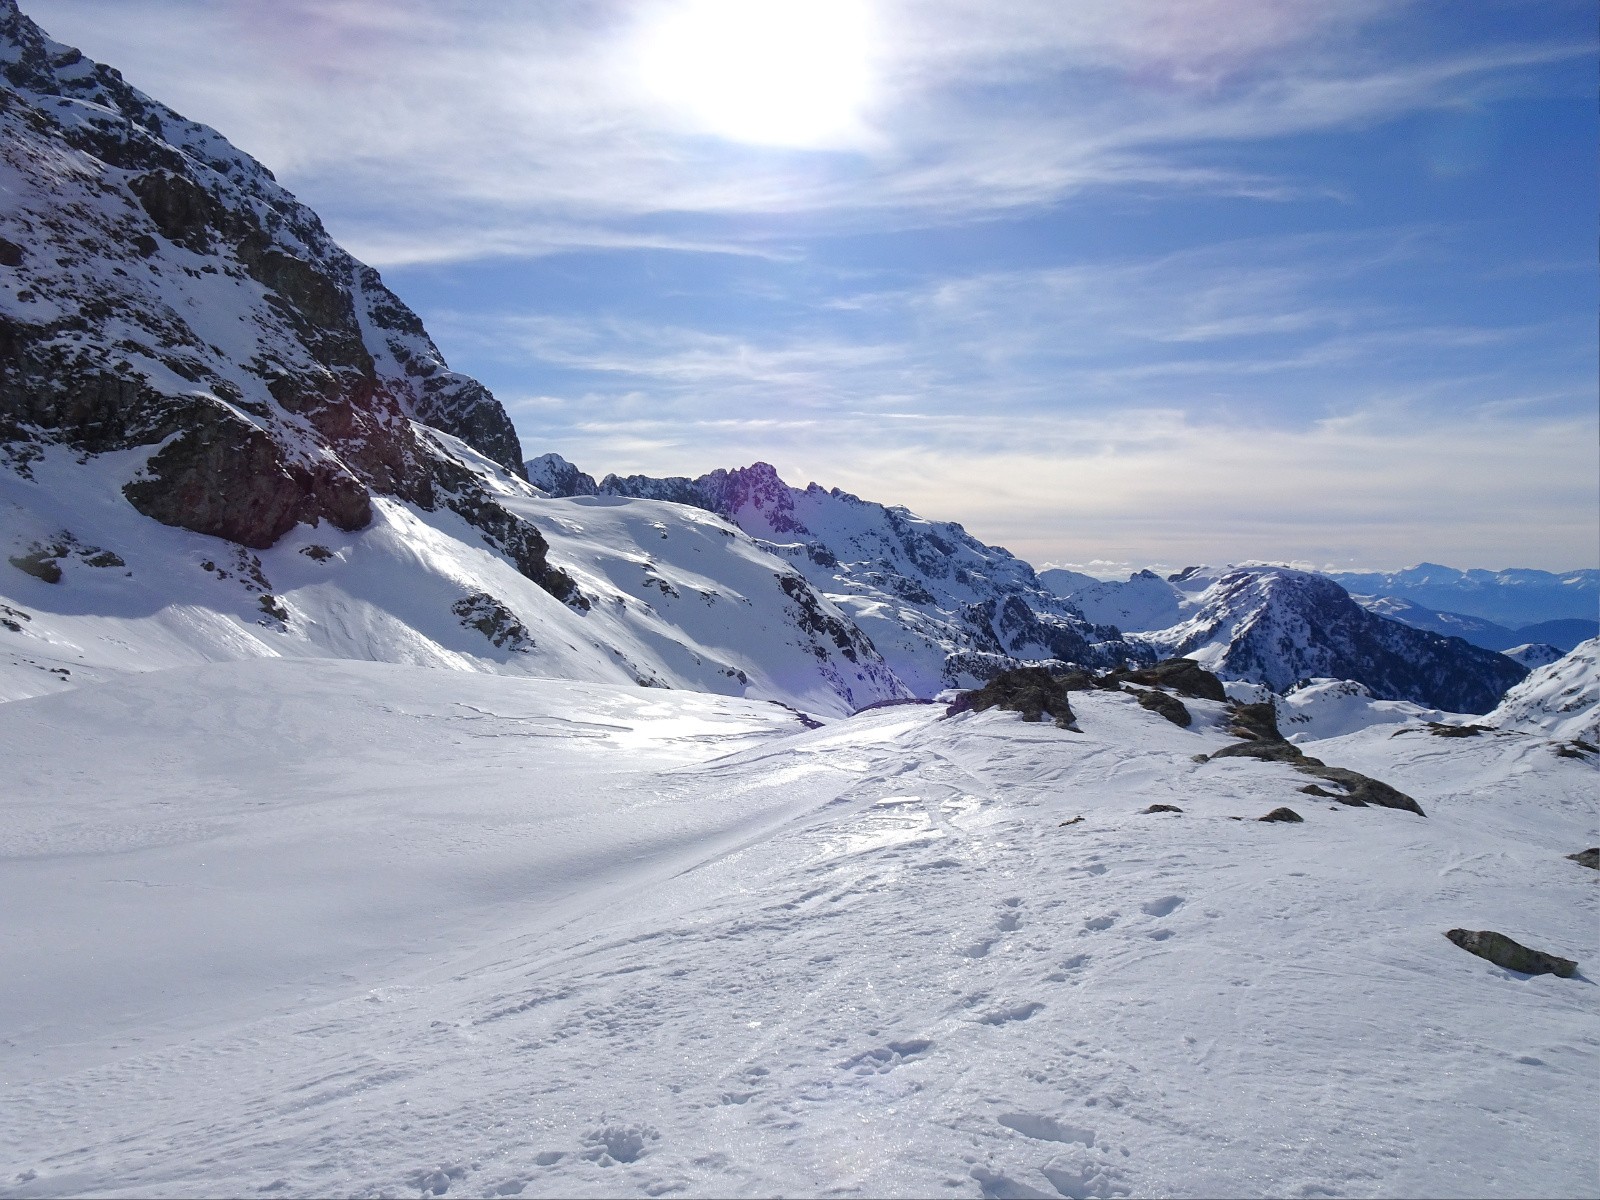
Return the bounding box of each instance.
[999,1113,1096,1146]
[580,1124,658,1166]
[406,1165,467,1196]
[1140,895,1185,918]
[1081,913,1118,933]
[841,1038,935,1074]
[978,1001,1044,1026]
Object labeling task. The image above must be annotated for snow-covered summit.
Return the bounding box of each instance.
[1036,564,1525,713]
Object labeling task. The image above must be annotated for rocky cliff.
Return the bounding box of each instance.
[0,1,573,597]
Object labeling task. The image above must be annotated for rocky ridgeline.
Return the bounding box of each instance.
[527,454,1148,691]
[0,2,576,602]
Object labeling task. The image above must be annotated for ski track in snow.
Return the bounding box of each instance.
[1,664,1596,1199]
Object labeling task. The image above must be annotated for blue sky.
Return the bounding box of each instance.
[26,0,1599,572]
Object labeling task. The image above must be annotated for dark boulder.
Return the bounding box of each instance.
[1136,688,1192,727]
[1143,804,1183,814]
[1445,929,1577,978]
[1568,848,1599,870]
[1298,765,1425,815]
[949,666,1077,729]
[1228,702,1283,742]
[1116,658,1227,701]
[1258,807,1304,823]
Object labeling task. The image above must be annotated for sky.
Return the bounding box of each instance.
[22,0,1600,574]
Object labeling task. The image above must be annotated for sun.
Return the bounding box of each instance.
[633,0,876,149]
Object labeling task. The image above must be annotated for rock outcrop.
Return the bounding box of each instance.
[0,2,574,597]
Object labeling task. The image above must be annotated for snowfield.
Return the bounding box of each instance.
[2,661,1595,1199]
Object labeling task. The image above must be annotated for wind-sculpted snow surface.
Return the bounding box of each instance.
[531,456,1146,693]
[1,660,1594,1198]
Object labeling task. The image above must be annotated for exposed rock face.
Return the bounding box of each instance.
[453,592,535,653]
[948,666,1079,729]
[0,4,573,595]
[1567,849,1599,870]
[533,456,1149,694]
[1445,929,1577,978]
[1110,658,1227,702]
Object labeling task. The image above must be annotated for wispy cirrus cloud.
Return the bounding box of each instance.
[26,0,1595,258]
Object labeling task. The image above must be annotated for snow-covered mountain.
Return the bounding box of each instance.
[1327,563,1600,629]
[1487,638,1599,745]
[1348,595,1596,654]
[0,2,905,716]
[530,455,1147,694]
[1038,564,1525,712]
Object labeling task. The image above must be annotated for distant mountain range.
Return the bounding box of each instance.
[1325,564,1598,629]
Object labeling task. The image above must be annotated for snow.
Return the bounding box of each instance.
[1504,643,1566,670]
[1277,677,1445,743]
[1037,568,1193,633]
[1487,638,1600,744]
[2,660,1595,1198]
[0,442,903,716]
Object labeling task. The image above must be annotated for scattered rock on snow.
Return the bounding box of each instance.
[1143,804,1184,814]
[1427,721,1490,738]
[1444,929,1577,978]
[1258,807,1304,823]
[452,592,535,653]
[1567,848,1599,870]
[1205,701,1427,815]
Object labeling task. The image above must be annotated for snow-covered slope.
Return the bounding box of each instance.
[1275,677,1446,742]
[1503,643,1566,670]
[1038,566,1194,631]
[1352,594,1522,651]
[0,439,906,715]
[533,456,1146,694]
[2,657,1594,1198]
[1487,638,1599,744]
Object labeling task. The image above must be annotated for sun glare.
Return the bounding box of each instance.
[634,0,876,149]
